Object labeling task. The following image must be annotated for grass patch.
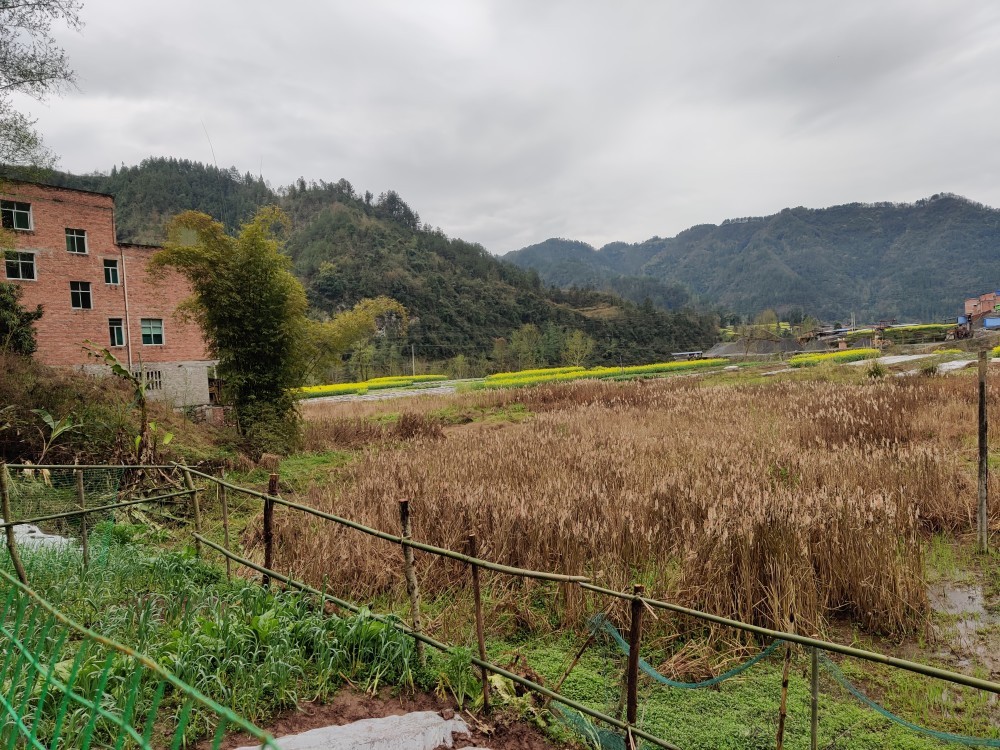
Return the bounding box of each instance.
[489,632,992,750]
[0,535,443,741]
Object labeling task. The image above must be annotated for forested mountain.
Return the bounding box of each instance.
[281,180,717,362]
[506,195,1000,321]
[44,158,274,243]
[509,239,693,310]
[21,159,717,365]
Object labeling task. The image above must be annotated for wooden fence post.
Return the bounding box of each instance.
[468,533,490,713]
[262,473,277,588]
[182,467,202,557]
[75,468,89,570]
[776,611,795,750]
[626,584,644,731]
[0,464,28,585]
[978,350,990,553]
[810,646,819,750]
[219,473,232,580]
[398,500,425,665]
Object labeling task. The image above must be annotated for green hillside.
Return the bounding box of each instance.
[44,158,274,244]
[509,238,692,309]
[28,159,717,365]
[506,195,1000,321]
[280,180,717,362]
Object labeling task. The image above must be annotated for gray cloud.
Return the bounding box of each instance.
[19,0,1000,253]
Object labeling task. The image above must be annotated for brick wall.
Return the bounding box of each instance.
[2,182,211,369]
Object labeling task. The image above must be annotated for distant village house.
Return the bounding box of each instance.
[964,290,1000,330]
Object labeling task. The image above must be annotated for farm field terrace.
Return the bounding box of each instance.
[6,360,998,749]
[277,363,1000,746]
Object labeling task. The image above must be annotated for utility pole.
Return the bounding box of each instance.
[411,344,416,377]
[978,350,990,553]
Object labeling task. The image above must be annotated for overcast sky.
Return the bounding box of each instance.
[16,0,1000,253]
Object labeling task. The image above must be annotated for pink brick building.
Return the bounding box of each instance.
[2,181,215,406]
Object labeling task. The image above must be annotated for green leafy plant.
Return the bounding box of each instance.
[83,343,153,463]
[866,360,888,379]
[30,408,82,463]
[434,646,479,709]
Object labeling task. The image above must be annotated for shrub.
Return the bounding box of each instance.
[866,360,888,379]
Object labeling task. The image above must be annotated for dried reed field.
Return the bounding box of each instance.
[282,376,998,637]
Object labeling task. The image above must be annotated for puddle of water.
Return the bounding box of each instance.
[929,583,988,617]
[928,582,1000,676]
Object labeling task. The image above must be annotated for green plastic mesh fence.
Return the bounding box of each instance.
[0,566,279,749]
[2,466,196,550]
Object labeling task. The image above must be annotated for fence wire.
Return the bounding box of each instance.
[2,465,190,545]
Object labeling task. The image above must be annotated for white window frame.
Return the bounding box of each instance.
[70,281,92,310]
[103,258,120,285]
[140,318,164,346]
[108,318,125,348]
[0,201,32,231]
[4,250,36,281]
[65,228,88,254]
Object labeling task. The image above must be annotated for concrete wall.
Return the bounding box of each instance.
[79,360,216,408]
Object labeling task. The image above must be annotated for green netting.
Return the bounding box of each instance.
[558,706,627,750]
[820,653,1000,747]
[591,614,783,689]
[0,566,279,749]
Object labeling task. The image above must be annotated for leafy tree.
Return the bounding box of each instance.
[490,338,514,372]
[348,343,375,382]
[0,282,43,355]
[562,330,595,367]
[540,322,565,365]
[510,324,542,370]
[302,296,406,381]
[151,207,308,452]
[0,0,83,169]
[448,353,469,379]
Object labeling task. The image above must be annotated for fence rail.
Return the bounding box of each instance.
[3,461,1000,750]
[192,533,681,750]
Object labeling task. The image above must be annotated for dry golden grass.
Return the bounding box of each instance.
[276,375,998,637]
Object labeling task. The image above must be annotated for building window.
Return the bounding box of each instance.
[65,228,88,253]
[70,281,92,310]
[133,369,162,391]
[108,318,125,347]
[0,201,31,231]
[141,318,164,345]
[4,251,35,280]
[104,259,119,285]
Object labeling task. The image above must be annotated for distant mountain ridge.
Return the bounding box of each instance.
[505,194,1000,320]
[23,158,718,364]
